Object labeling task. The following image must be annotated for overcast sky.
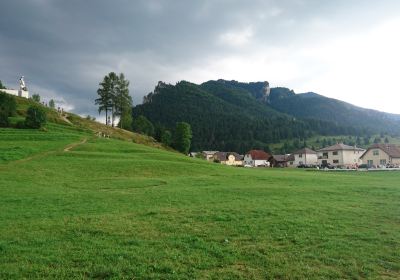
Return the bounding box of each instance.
[1,0,400,116]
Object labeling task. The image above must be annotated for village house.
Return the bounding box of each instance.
[291,148,318,167]
[270,154,292,167]
[202,151,219,161]
[213,152,243,166]
[360,143,400,167]
[244,150,271,167]
[317,143,365,168]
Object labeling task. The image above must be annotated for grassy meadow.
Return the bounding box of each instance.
[1,122,399,279]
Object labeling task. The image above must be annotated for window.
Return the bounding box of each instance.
[323,152,328,158]
[367,160,373,166]
[380,159,387,165]
[333,151,338,156]
[333,160,339,164]
[298,154,303,158]
[373,150,379,156]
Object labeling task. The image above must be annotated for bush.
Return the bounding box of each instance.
[0,92,17,127]
[16,120,26,129]
[0,110,9,127]
[25,105,47,128]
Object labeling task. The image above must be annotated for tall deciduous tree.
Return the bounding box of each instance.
[173,122,192,154]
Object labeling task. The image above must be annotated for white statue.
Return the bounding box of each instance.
[19,76,27,91]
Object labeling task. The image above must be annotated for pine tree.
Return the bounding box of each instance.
[115,73,132,129]
[95,73,117,125]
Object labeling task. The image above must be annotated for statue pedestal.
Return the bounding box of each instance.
[18,89,29,98]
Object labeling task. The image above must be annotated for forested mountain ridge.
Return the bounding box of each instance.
[132,80,379,153]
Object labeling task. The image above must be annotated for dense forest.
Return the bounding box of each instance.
[132,80,391,153]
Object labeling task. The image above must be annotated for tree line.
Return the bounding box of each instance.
[95,73,192,154]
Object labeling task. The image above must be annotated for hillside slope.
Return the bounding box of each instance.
[0,95,166,163]
[133,81,373,152]
[213,80,400,135]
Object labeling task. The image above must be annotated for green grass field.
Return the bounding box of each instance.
[1,121,400,279]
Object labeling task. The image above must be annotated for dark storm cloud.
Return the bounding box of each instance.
[1,0,400,115]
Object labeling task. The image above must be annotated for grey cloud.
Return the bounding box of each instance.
[1,0,400,116]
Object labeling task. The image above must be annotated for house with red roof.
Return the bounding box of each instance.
[244,150,271,167]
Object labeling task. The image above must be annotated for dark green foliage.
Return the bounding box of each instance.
[25,105,47,129]
[133,81,365,153]
[0,80,5,89]
[384,137,390,143]
[96,72,133,128]
[0,92,17,127]
[161,130,172,146]
[173,122,192,154]
[31,94,40,103]
[49,99,55,109]
[96,72,118,125]
[132,115,154,136]
[373,137,381,144]
[0,111,9,127]
[268,90,400,136]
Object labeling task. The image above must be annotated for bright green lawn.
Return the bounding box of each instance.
[0,129,399,279]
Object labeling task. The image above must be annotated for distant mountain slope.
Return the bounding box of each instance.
[267,91,400,135]
[133,81,363,152]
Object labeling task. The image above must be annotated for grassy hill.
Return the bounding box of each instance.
[0,96,399,278]
[0,96,166,163]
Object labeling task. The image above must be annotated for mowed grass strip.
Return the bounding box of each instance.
[0,136,399,279]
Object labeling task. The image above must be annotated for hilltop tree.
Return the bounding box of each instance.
[49,99,55,109]
[0,80,6,89]
[31,94,40,103]
[173,122,192,154]
[115,73,133,129]
[95,73,117,126]
[96,72,132,128]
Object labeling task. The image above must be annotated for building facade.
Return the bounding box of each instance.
[317,143,365,167]
[291,148,318,167]
[360,144,400,167]
[244,150,271,167]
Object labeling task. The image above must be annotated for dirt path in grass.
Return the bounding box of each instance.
[63,137,87,152]
[2,137,89,166]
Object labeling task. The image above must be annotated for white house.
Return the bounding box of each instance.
[317,143,365,167]
[291,148,318,167]
[244,150,271,167]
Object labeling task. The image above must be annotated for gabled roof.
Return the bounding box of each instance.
[214,152,242,161]
[272,154,292,162]
[360,144,400,158]
[317,143,365,152]
[246,150,271,160]
[293,148,317,155]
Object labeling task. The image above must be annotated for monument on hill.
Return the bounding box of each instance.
[2,76,29,98]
